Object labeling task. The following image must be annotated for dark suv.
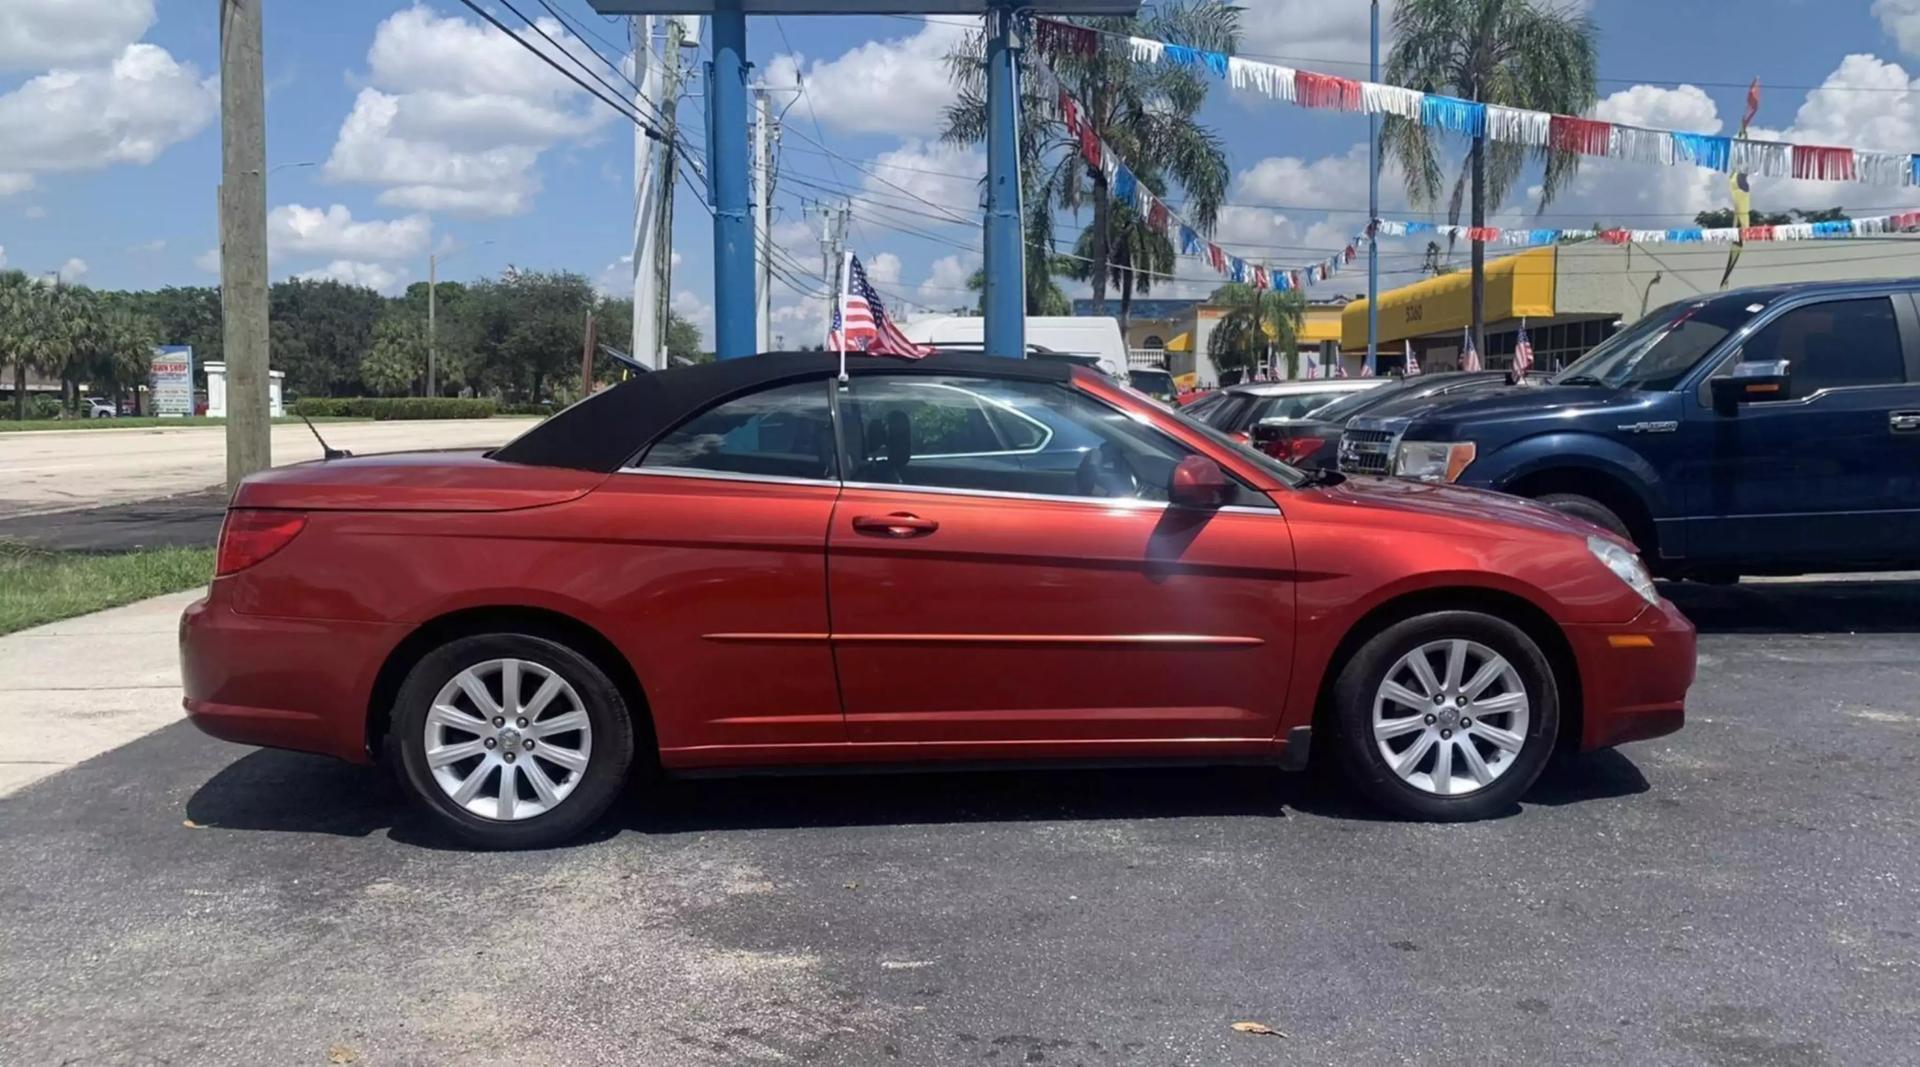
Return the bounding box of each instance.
[1343,281,1920,578]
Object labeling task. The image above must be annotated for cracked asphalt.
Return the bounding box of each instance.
[2,580,1917,1066]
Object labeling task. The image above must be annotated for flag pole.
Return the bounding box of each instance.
[836,249,854,384]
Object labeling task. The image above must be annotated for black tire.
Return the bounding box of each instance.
[1330,611,1559,821]
[392,633,635,849]
[1535,492,1631,542]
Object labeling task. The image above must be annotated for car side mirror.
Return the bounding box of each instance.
[1711,358,1792,413]
[1169,455,1232,508]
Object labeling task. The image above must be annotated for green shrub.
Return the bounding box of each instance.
[29,396,62,420]
[289,397,497,420]
[497,401,558,417]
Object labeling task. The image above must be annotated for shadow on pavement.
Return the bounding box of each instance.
[184,745,1651,846]
[1662,577,1920,635]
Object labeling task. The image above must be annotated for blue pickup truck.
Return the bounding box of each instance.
[1341,280,1920,579]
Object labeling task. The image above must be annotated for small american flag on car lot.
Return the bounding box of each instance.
[829,252,933,358]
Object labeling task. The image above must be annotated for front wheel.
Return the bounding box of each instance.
[1331,611,1559,821]
[392,633,635,849]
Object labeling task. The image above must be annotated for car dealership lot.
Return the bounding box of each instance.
[0,418,540,518]
[1,580,1917,1065]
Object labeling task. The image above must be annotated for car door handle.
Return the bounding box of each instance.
[851,512,939,537]
[1891,411,1920,434]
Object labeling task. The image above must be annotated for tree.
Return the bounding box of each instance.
[1207,283,1305,377]
[966,260,1074,316]
[360,309,427,396]
[1693,206,1847,228]
[665,312,703,365]
[1383,0,1597,356]
[1,271,49,420]
[73,292,158,411]
[270,279,387,397]
[944,2,1238,330]
[462,269,596,401]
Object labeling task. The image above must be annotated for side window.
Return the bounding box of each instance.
[1742,297,1906,397]
[843,375,1251,504]
[639,379,836,481]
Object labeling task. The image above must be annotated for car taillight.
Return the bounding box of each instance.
[216,510,307,576]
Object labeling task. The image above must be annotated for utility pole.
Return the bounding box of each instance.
[219,0,269,484]
[653,17,687,364]
[808,201,849,342]
[631,15,663,370]
[709,10,754,359]
[752,85,777,353]
[1367,0,1380,372]
[427,252,438,395]
[981,1,1026,358]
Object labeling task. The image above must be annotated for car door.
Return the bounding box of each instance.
[825,372,1297,756]
[589,377,847,760]
[1683,293,1920,565]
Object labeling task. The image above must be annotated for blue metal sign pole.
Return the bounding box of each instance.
[709,5,757,359]
[981,1,1026,358]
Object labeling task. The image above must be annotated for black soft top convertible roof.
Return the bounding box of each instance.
[491,351,1075,472]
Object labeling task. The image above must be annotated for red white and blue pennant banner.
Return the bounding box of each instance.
[1035,18,1920,188]
[1036,57,1364,293]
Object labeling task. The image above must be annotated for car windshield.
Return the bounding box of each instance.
[1552,293,1777,391]
[1130,370,1174,392]
[1299,382,1410,423]
[1156,393,1305,486]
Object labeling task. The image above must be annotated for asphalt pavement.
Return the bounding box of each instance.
[2,580,1917,1065]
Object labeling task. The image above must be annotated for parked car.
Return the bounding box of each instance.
[85,396,116,419]
[1125,366,1178,404]
[1343,281,1920,579]
[182,352,1692,847]
[1253,371,1546,469]
[1184,378,1385,442]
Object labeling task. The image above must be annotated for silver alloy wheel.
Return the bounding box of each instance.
[424,658,593,821]
[1371,638,1531,797]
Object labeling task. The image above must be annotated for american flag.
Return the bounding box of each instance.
[829,252,933,357]
[1360,347,1377,377]
[1513,319,1535,375]
[1460,327,1483,371]
[1404,339,1420,375]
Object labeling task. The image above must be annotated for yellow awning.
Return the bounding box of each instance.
[1295,307,1344,344]
[1165,331,1193,353]
[1341,245,1557,349]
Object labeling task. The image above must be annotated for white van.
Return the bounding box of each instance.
[903,316,1130,379]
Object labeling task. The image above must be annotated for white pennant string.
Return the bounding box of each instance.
[1854,151,1908,187]
[1608,125,1672,165]
[1731,139,1792,178]
[1485,105,1551,146]
[1360,82,1423,120]
[1128,36,1163,64]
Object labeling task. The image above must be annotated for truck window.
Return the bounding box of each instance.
[1740,297,1906,397]
[1554,294,1776,391]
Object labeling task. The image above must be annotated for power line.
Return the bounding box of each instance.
[452,0,663,142]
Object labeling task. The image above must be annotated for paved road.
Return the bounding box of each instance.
[1,580,1916,1065]
[0,419,539,518]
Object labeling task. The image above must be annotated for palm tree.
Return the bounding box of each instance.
[1382,0,1597,354]
[1207,282,1305,378]
[944,2,1237,331]
[0,270,38,420]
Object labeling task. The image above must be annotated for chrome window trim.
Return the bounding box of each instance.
[614,466,840,489]
[610,467,1281,515]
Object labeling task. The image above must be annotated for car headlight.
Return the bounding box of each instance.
[1393,440,1477,482]
[1587,535,1658,605]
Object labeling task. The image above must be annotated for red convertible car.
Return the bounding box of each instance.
[181,353,1693,847]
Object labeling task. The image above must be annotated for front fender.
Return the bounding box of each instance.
[1466,431,1670,518]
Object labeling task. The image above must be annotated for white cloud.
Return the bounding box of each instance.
[267,203,430,261]
[295,259,408,295]
[867,251,903,286]
[858,139,985,228]
[323,4,614,218]
[671,288,713,345]
[57,257,88,283]
[195,247,220,274]
[1234,0,1390,71]
[918,252,979,305]
[0,172,30,197]
[594,253,634,298]
[1875,0,1920,57]
[0,0,153,72]
[768,17,972,137]
[0,43,215,180]
[0,245,6,268]
[128,238,164,253]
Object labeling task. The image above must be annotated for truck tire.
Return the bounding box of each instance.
[1535,492,1631,542]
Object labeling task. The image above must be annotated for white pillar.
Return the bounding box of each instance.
[631,16,664,370]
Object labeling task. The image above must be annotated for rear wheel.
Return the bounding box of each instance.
[1331,611,1559,821]
[1535,492,1631,541]
[393,633,634,849]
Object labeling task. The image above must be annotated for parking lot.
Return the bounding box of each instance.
[2,578,1916,1065]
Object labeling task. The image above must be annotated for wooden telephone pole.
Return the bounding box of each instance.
[219,0,270,484]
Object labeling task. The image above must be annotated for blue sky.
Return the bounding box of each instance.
[2,0,1917,345]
